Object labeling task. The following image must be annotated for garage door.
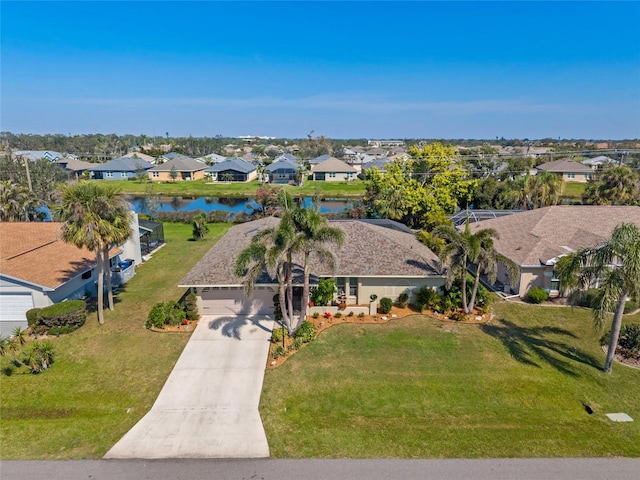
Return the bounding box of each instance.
[201,287,275,316]
[0,294,34,337]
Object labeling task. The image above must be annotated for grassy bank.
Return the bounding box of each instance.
[260,302,640,458]
[98,179,366,198]
[0,222,230,459]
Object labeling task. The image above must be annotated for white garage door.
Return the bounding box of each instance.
[0,294,34,337]
[201,287,275,316]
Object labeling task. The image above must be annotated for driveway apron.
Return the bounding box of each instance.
[104,315,274,459]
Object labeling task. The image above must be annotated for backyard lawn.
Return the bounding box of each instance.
[260,302,640,458]
[0,222,230,459]
[96,179,366,198]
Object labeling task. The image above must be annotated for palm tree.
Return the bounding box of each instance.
[528,171,563,208]
[556,223,640,373]
[583,166,640,206]
[54,182,131,322]
[433,221,481,314]
[291,206,344,316]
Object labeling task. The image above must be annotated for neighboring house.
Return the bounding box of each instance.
[582,156,616,169]
[365,147,387,157]
[264,157,301,184]
[147,156,207,182]
[202,153,227,164]
[179,217,444,316]
[0,222,137,336]
[13,150,64,162]
[89,156,153,180]
[535,158,593,182]
[310,157,358,181]
[55,157,96,179]
[466,205,640,299]
[308,154,332,165]
[361,157,393,175]
[204,157,258,182]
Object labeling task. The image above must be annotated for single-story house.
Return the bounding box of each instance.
[179,217,445,316]
[308,154,332,165]
[14,150,64,162]
[202,153,227,164]
[55,157,96,179]
[204,157,258,182]
[310,157,358,182]
[582,156,616,169]
[466,205,640,298]
[89,156,154,180]
[264,157,301,184]
[147,156,207,182]
[361,157,393,176]
[0,222,137,336]
[535,158,593,182]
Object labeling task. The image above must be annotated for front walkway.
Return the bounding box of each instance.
[104,315,274,459]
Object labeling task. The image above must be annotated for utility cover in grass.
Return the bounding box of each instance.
[605,413,634,422]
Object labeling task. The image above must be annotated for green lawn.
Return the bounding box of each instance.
[97,179,366,198]
[562,181,586,200]
[0,222,230,459]
[260,302,640,458]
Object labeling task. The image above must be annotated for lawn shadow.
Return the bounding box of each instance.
[480,318,601,376]
[207,315,273,340]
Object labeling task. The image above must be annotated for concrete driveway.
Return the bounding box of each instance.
[104,315,274,459]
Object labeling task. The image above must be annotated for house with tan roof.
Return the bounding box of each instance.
[179,218,445,316]
[535,158,593,183]
[310,157,357,182]
[0,220,143,336]
[467,205,640,298]
[147,156,207,182]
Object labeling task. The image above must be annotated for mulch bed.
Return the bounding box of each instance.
[149,319,199,333]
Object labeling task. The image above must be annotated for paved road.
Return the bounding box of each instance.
[104,315,274,459]
[2,458,639,480]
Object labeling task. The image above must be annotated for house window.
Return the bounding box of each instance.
[336,277,346,296]
[121,172,127,177]
[349,277,358,297]
[550,276,561,291]
[81,270,92,280]
[106,172,113,178]
[152,172,159,178]
[329,172,336,179]
[584,173,590,180]
[567,172,575,179]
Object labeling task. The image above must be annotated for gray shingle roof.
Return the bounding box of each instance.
[536,158,592,173]
[467,205,640,266]
[205,157,256,174]
[89,156,153,172]
[149,156,207,172]
[308,154,332,164]
[265,158,300,172]
[179,218,441,287]
[311,157,357,173]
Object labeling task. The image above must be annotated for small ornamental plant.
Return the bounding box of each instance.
[323,311,332,319]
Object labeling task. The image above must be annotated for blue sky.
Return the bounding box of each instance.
[2,1,639,139]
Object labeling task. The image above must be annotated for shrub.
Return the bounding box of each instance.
[618,324,640,355]
[358,312,365,318]
[397,292,410,308]
[576,288,601,308]
[312,311,320,319]
[526,286,548,304]
[295,321,317,343]
[164,301,185,326]
[347,311,354,317]
[146,303,166,329]
[27,300,86,334]
[379,297,393,314]
[289,337,304,351]
[184,293,200,321]
[624,300,639,314]
[334,312,342,318]
[449,311,467,322]
[370,294,378,302]
[271,327,286,344]
[311,279,337,306]
[416,287,440,311]
[272,345,287,359]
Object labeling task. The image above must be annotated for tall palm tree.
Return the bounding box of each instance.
[433,221,481,314]
[291,206,344,316]
[556,223,640,373]
[528,171,563,209]
[54,182,131,322]
[583,166,640,206]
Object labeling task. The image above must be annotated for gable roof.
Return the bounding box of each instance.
[89,156,153,172]
[308,154,332,164]
[205,157,257,174]
[14,150,63,162]
[179,218,441,287]
[467,205,640,266]
[312,157,358,173]
[55,157,95,172]
[148,156,207,172]
[0,222,105,290]
[362,157,393,171]
[536,158,592,173]
[264,157,300,172]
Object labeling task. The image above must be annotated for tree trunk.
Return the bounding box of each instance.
[276,263,292,334]
[461,258,469,314]
[286,254,294,329]
[468,267,481,313]
[302,251,311,318]
[604,293,627,373]
[104,246,114,311]
[95,248,105,325]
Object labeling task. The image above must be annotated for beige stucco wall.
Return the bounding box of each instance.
[327,276,445,305]
[148,170,206,182]
[561,172,591,183]
[313,171,356,182]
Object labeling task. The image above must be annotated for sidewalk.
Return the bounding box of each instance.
[104,315,274,459]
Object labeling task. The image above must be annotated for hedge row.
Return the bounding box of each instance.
[26,300,87,335]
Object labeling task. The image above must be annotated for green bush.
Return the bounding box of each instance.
[295,321,317,343]
[449,311,467,322]
[271,327,287,344]
[146,303,166,329]
[347,311,354,317]
[416,287,440,311]
[358,312,365,318]
[397,292,410,308]
[379,297,393,314]
[289,337,304,351]
[312,311,320,319]
[184,293,200,321]
[526,286,548,304]
[624,300,639,314]
[27,300,86,334]
[334,312,342,319]
[164,301,185,326]
[618,324,640,354]
[272,345,287,359]
[311,279,336,306]
[577,288,601,308]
